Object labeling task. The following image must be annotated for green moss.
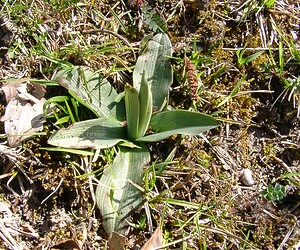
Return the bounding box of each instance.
[262,140,278,163]
[193,149,212,168]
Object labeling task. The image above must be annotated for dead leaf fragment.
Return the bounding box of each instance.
[1,81,21,103]
[0,81,48,147]
[108,231,126,250]
[1,98,46,146]
[51,239,81,250]
[141,227,164,250]
[1,80,46,103]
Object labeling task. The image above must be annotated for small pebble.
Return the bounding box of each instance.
[239,168,255,186]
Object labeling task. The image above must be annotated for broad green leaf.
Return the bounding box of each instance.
[54,66,125,121]
[48,118,130,149]
[137,110,218,142]
[133,33,172,112]
[125,85,140,140]
[96,144,150,235]
[138,73,152,138]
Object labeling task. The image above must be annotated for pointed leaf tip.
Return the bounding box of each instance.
[125,85,140,141]
[133,33,172,112]
[48,118,128,149]
[137,110,218,142]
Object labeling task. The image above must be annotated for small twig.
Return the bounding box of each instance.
[144,201,153,234]
[0,221,22,250]
[41,178,64,204]
[272,156,292,173]
[6,159,33,185]
[277,223,296,250]
[6,174,19,197]
[7,225,39,239]
[261,208,280,220]
[153,235,192,250]
[0,144,43,167]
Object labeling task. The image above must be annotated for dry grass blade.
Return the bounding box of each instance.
[0,202,23,250]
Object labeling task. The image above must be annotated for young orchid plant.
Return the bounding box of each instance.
[47,33,218,236]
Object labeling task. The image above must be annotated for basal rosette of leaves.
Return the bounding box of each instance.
[47,33,219,236]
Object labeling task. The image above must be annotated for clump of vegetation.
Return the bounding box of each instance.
[261,182,286,201]
[0,0,299,249]
[46,33,218,236]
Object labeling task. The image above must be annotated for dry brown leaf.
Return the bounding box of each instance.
[141,227,164,250]
[1,80,23,103]
[26,81,46,100]
[1,80,46,103]
[1,98,46,146]
[0,81,48,146]
[108,231,126,250]
[51,239,81,250]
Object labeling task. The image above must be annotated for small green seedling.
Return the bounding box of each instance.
[260,183,286,201]
[236,48,264,68]
[47,33,218,236]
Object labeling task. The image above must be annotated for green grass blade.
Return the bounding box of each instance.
[43,95,70,116]
[217,76,246,108]
[30,79,59,86]
[279,40,284,74]
[109,7,128,35]
[41,147,94,156]
[54,116,70,125]
[241,50,264,66]
[64,99,76,123]
[289,40,300,63]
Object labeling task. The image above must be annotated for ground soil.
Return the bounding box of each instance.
[0,0,300,249]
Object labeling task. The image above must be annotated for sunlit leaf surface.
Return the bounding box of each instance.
[96,144,150,235]
[138,110,218,142]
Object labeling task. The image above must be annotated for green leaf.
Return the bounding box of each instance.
[48,118,130,149]
[96,144,150,235]
[125,85,140,140]
[264,0,276,8]
[137,73,152,138]
[54,66,125,121]
[137,110,218,142]
[237,49,264,67]
[40,147,94,156]
[133,33,172,112]
[279,40,284,73]
[54,116,70,125]
[260,183,286,201]
[140,1,167,32]
[217,76,246,108]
